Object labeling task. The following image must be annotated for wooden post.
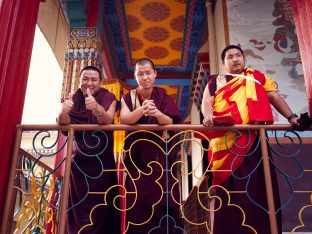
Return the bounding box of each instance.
[0,128,23,233]
[206,0,218,75]
[259,128,278,234]
[58,128,75,234]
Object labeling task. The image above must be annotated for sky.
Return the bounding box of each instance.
[22,26,63,124]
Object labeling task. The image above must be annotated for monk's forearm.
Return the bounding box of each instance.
[120,107,144,124]
[267,91,293,119]
[202,100,214,117]
[156,112,173,125]
[57,112,71,125]
[94,114,113,124]
[201,85,215,118]
[92,104,114,124]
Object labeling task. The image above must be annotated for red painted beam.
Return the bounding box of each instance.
[86,0,99,27]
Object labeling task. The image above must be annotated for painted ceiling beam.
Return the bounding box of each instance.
[62,0,87,27]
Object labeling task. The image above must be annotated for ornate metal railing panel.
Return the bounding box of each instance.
[1,124,311,234]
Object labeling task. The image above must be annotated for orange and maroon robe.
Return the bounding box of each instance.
[206,68,282,234]
[208,68,276,185]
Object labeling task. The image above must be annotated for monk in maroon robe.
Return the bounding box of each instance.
[120,58,183,233]
[58,66,120,234]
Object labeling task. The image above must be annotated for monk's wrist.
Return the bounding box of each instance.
[57,111,71,125]
[92,104,105,116]
[154,108,161,118]
[139,106,145,116]
[287,113,298,123]
[60,109,70,117]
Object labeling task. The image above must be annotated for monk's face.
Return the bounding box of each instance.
[222,48,245,74]
[80,69,102,96]
[134,62,157,90]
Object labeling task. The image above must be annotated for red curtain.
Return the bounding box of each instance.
[0,0,40,224]
[292,0,312,114]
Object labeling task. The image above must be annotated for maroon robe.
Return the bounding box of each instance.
[66,88,120,234]
[123,87,183,234]
[213,137,282,234]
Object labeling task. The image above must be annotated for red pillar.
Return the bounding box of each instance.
[0,0,41,223]
[292,0,312,114]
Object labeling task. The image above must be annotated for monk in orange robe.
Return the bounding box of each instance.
[201,45,300,234]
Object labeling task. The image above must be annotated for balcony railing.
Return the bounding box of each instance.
[1,124,311,234]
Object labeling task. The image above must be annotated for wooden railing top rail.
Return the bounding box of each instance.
[16,124,307,131]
